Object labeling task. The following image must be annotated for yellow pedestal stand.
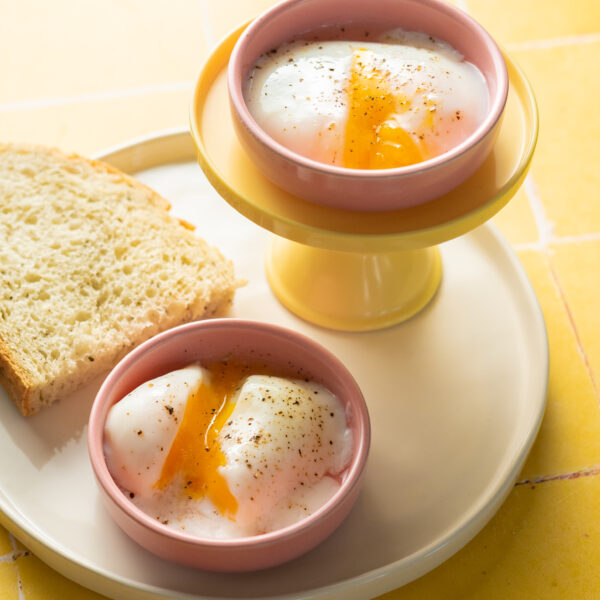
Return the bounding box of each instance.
[265,239,442,330]
[190,25,538,331]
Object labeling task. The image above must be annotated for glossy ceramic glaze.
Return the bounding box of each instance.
[227,0,508,211]
[191,25,537,330]
[87,319,370,572]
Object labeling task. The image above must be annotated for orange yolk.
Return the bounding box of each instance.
[343,49,425,169]
[153,362,261,518]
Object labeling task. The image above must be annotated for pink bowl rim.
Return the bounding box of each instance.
[88,318,371,551]
[228,0,509,180]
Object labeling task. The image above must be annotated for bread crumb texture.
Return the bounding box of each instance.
[0,143,239,416]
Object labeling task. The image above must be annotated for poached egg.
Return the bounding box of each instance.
[104,363,353,538]
[244,29,489,169]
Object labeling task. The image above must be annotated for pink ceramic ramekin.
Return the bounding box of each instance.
[88,319,370,572]
[228,0,508,212]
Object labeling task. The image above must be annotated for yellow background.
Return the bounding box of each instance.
[1,0,600,598]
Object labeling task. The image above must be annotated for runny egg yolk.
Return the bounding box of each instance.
[153,363,253,518]
[344,48,424,170]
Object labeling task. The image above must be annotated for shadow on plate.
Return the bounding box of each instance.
[0,373,107,470]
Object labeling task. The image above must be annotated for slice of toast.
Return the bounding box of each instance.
[0,143,239,416]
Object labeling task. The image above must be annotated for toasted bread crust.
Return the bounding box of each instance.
[0,143,239,415]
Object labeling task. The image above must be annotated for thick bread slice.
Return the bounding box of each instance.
[0,143,239,416]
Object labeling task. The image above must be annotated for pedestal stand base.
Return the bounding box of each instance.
[266,236,442,331]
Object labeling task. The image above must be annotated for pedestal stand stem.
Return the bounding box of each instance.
[265,236,442,331]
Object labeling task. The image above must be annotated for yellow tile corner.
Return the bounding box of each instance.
[16,553,108,600]
[513,250,600,479]
[377,475,600,600]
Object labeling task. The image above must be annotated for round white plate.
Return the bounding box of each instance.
[0,129,548,600]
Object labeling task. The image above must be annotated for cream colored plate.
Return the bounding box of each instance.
[0,129,548,600]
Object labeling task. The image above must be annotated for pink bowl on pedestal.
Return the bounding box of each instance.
[88,319,370,572]
[227,0,508,212]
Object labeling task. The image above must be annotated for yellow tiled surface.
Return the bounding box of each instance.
[16,554,105,600]
[468,0,600,44]
[382,476,600,600]
[509,43,600,237]
[0,91,192,155]
[550,241,600,398]
[0,528,12,556]
[0,0,207,101]
[1,0,599,599]
[509,250,600,479]
[490,187,538,246]
[0,562,20,600]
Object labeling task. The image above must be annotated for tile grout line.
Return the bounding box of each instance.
[524,174,554,246]
[198,0,217,50]
[9,533,26,600]
[523,173,600,403]
[507,31,600,52]
[548,256,600,402]
[0,0,219,115]
[548,232,600,245]
[515,231,600,251]
[0,81,194,113]
[0,30,596,113]
[516,466,600,486]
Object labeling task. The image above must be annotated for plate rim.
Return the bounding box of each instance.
[0,128,549,600]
